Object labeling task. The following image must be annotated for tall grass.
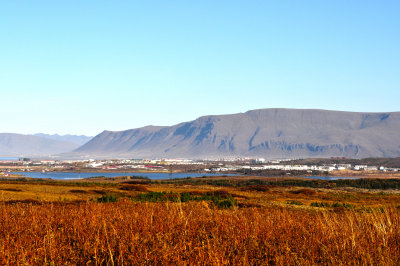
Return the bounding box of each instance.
[0,201,399,265]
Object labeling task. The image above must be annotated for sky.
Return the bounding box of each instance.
[1,1,399,136]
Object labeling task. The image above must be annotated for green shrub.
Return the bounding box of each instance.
[311,202,331,207]
[130,175,150,180]
[212,196,237,209]
[133,191,237,208]
[331,202,355,209]
[97,194,119,203]
[311,201,355,209]
[136,191,168,202]
[286,200,304,206]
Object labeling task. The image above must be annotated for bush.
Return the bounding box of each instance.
[212,196,237,209]
[130,175,150,180]
[331,202,355,209]
[311,201,355,209]
[290,189,316,196]
[311,202,331,208]
[133,191,238,208]
[287,200,304,205]
[135,192,177,202]
[97,195,119,203]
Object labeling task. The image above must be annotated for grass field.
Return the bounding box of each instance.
[0,177,399,265]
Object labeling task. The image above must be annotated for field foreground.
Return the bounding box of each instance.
[0,178,399,265]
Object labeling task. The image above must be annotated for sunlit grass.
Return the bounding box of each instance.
[0,178,399,264]
[0,201,399,264]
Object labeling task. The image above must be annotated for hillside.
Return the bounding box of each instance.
[74,108,400,159]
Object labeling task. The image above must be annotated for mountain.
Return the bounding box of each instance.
[0,133,80,157]
[74,108,400,159]
[34,133,93,145]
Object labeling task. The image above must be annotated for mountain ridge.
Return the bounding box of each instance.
[34,133,93,145]
[73,108,400,159]
[0,133,80,157]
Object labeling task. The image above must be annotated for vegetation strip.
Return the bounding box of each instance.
[160,178,400,190]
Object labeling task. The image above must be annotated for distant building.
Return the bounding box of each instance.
[354,165,368,171]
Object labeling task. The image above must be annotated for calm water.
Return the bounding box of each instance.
[0,157,19,161]
[11,172,236,180]
[303,176,360,180]
[10,172,359,181]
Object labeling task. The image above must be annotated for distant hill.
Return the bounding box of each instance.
[0,133,80,157]
[73,108,400,159]
[34,133,93,145]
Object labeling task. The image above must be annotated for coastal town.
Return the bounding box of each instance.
[1,157,399,177]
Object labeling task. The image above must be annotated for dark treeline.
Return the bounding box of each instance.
[235,169,330,176]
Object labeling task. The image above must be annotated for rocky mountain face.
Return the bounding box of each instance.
[74,109,400,159]
[0,133,80,157]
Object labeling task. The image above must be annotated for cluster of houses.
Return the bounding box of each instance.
[206,163,400,173]
[85,158,202,170]
[2,158,203,172]
[1,157,399,173]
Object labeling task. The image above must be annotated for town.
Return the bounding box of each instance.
[1,157,399,176]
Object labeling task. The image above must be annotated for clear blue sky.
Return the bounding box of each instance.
[1,1,399,136]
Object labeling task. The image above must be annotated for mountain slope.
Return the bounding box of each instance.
[0,133,80,156]
[34,133,93,145]
[74,108,400,159]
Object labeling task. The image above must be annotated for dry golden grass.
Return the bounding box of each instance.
[0,182,118,202]
[0,180,400,264]
[0,201,399,265]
